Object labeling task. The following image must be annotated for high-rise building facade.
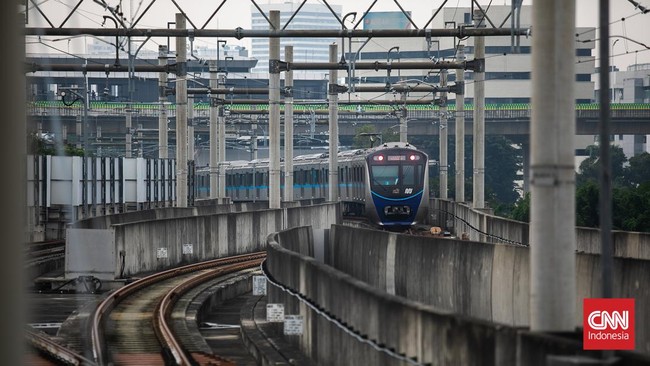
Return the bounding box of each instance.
[250,1,341,78]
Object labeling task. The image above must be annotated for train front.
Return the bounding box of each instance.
[365,145,429,227]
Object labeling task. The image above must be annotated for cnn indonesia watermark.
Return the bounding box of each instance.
[583,298,635,350]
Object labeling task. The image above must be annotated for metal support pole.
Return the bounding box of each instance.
[188,95,195,161]
[175,13,188,207]
[284,45,295,202]
[472,10,485,209]
[440,69,448,200]
[598,0,613,302]
[530,0,576,331]
[125,111,132,158]
[209,61,218,199]
[455,45,465,203]
[328,43,339,202]
[399,93,407,143]
[268,11,281,209]
[75,115,82,149]
[158,45,169,159]
[217,73,226,200]
[83,69,90,156]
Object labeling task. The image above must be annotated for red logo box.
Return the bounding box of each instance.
[583,298,635,350]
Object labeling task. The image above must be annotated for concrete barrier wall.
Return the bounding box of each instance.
[432,199,650,260]
[330,224,650,354]
[65,202,340,279]
[267,228,520,366]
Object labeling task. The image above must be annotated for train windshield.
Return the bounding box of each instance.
[371,165,420,186]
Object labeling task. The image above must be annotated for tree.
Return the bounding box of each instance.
[577,145,627,187]
[353,125,378,148]
[625,152,650,187]
[30,133,85,156]
[576,180,600,227]
[510,192,530,222]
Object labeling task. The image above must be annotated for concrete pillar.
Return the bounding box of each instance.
[125,111,132,158]
[217,73,226,200]
[530,0,576,331]
[209,61,218,199]
[439,69,448,200]
[175,13,188,207]
[1,4,25,363]
[268,11,281,209]
[328,43,339,202]
[284,45,295,202]
[158,45,168,159]
[472,10,486,209]
[455,45,466,203]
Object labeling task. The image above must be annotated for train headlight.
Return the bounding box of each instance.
[409,154,420,161]
[373,155,384,161]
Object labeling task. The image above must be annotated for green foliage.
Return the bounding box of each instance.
[577,145,627,186]
[30,133,85,157]
[625,152,650,187]
[353,125,378,148]
[510,192,530,222]
[574,146,650,232]
[409,135,522,208]
[576,180,600,227]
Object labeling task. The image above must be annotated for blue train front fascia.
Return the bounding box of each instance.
[371,190,423,226]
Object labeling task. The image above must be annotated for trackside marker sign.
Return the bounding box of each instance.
[583,298,635,350]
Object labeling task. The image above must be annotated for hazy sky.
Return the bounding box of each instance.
[26,0,650,71]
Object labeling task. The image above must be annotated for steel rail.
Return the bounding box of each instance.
[26,328,97,366]
[90,251,265,366]
[25,27,531,38]
[154,258,263,365]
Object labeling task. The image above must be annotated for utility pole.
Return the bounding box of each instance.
[439,69,448,200]
[472,9,486,209]
[209,61,218,199]
[399,92,407,143]
[188,95,195,161]
[328,43,339,202]
[125,111,132,158]
[530,0,576,331]
[175,13,188,207]
[455,45,465,203]
[284,45,294,202]
[268,10,281,209]
[158,45,169,159]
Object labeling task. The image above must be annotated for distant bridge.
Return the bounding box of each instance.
[28,102,650,142]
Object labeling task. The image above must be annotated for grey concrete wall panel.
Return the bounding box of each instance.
[65,203,339,279]
[267,227,523,365]
[65,228,115,280]
[285,202,341,231]
[433,198,650,260]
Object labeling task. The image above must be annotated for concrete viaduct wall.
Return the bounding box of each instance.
[432,199,650,260]
[266,226,650,366]
[329,224,650,355]
[267,226,650,365]
[65,201,340,280]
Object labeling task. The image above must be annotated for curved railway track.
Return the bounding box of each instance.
[89,252,265,366]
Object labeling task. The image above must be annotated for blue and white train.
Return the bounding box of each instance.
[196,142,430,227]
